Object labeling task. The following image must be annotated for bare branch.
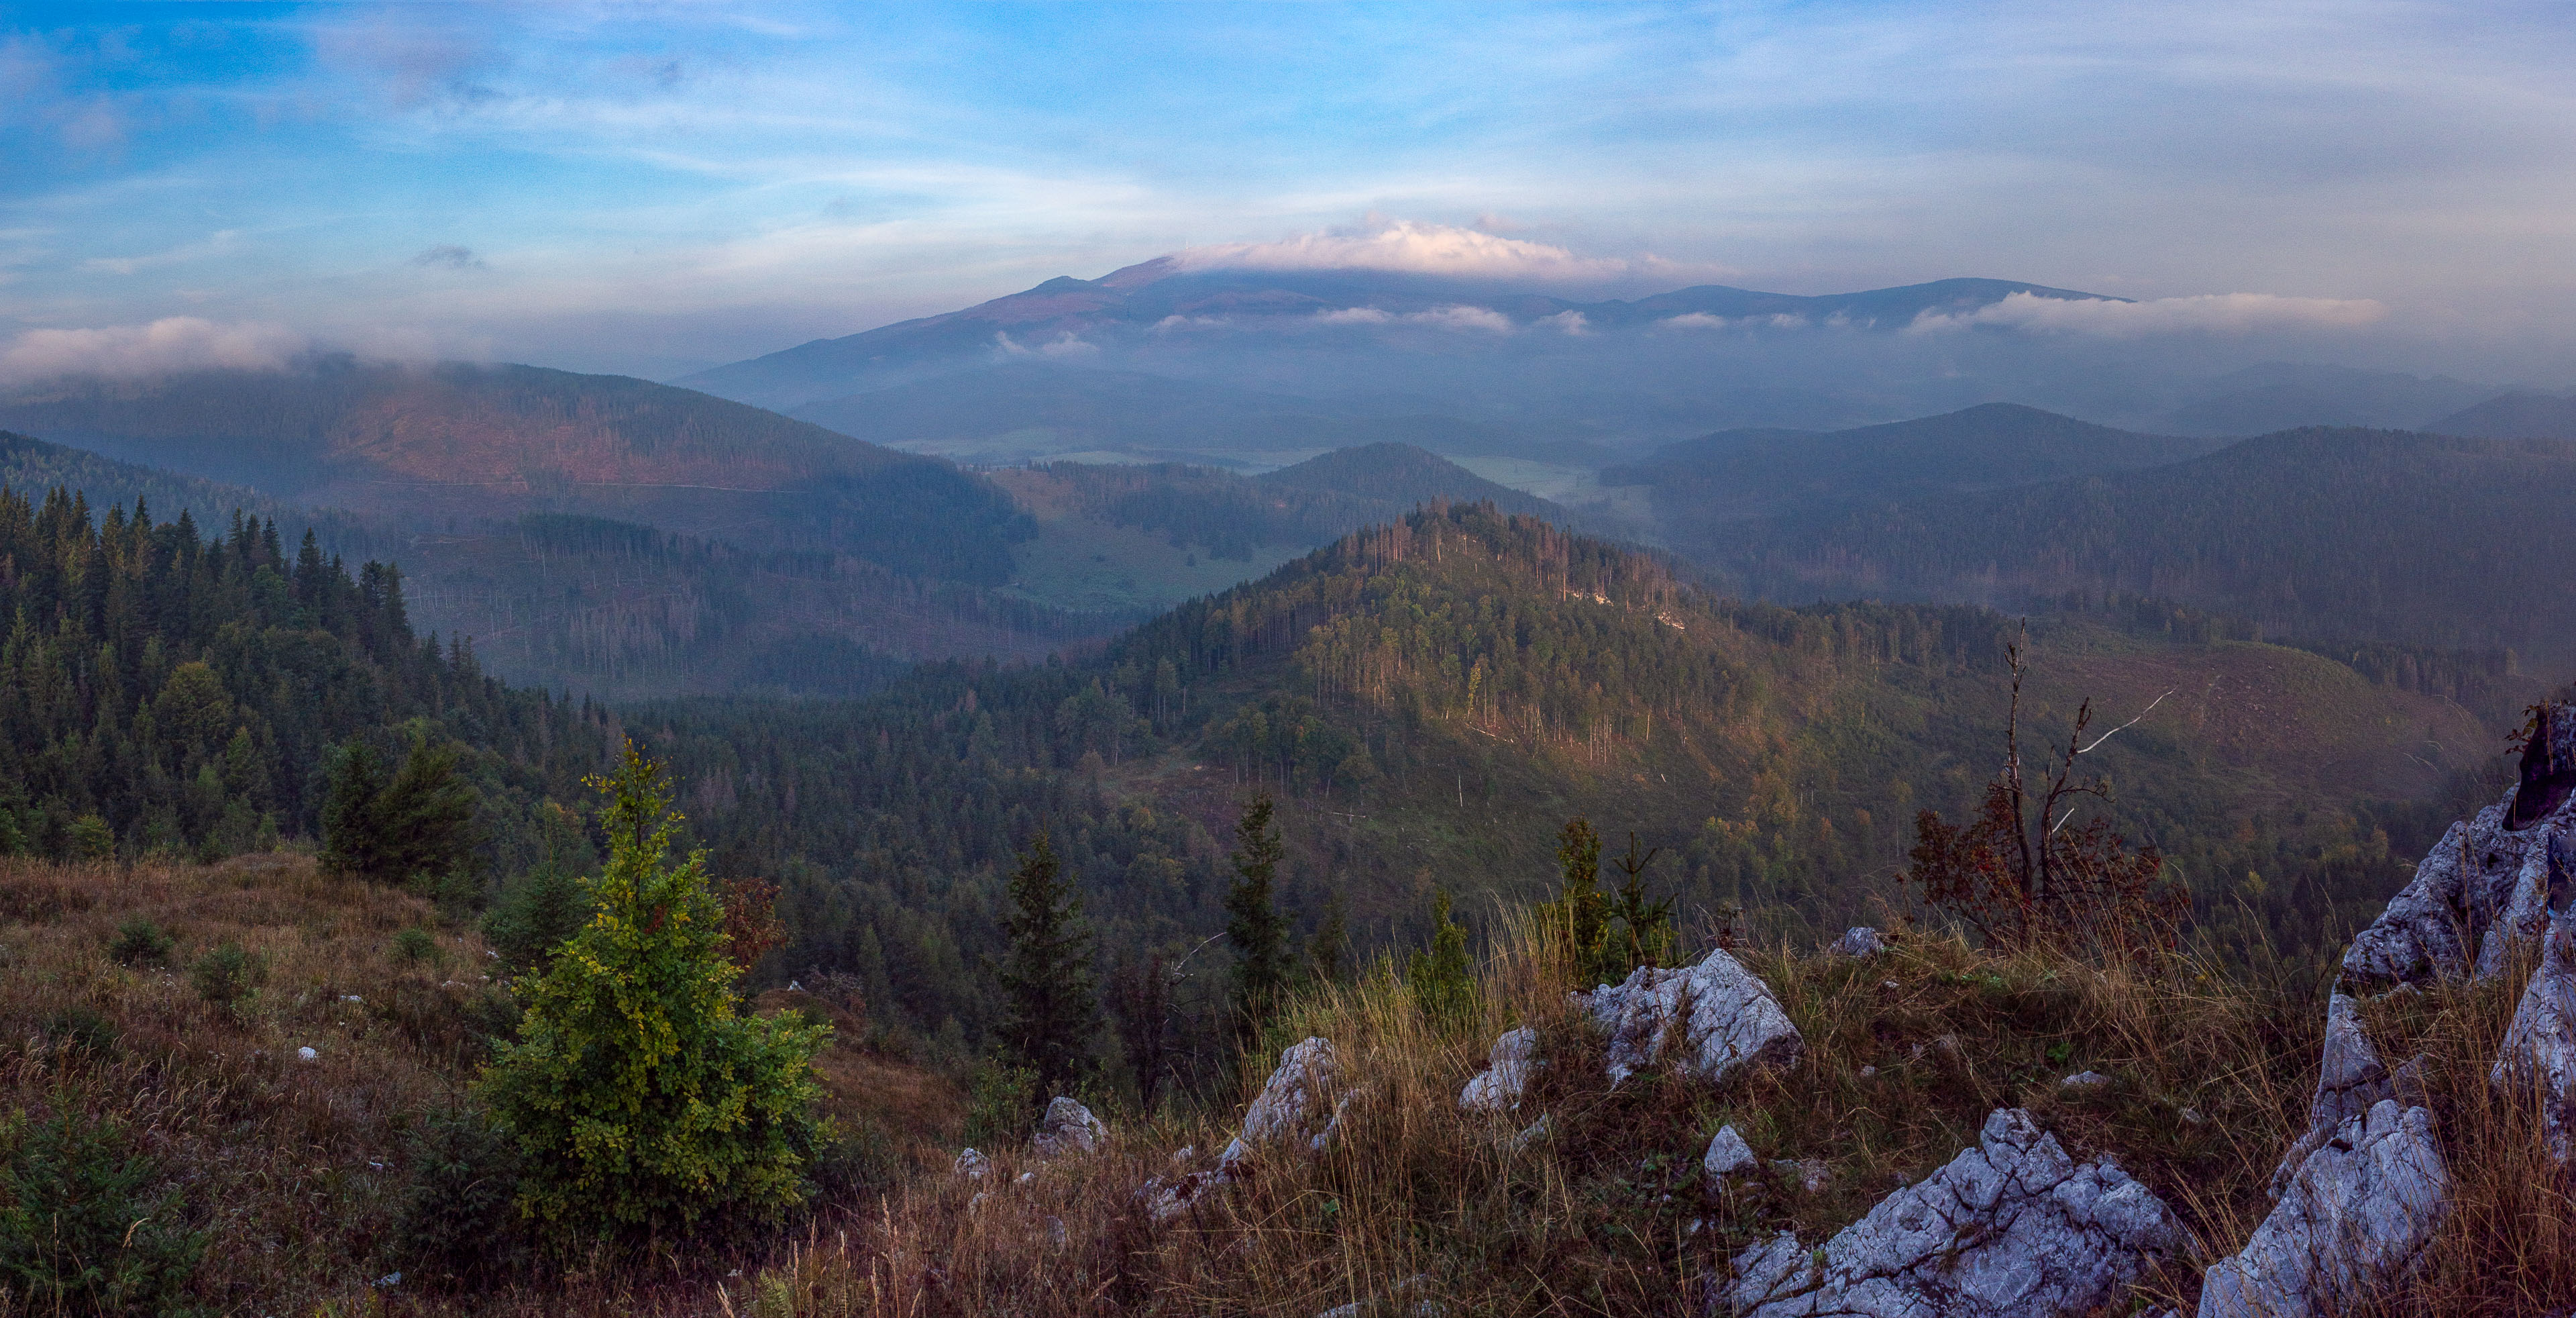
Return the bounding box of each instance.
[2078,689,2174,754]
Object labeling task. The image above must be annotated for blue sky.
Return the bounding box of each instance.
[5,1,2575,380]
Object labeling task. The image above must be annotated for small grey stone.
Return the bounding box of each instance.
[953,1148,990,1179]
[1703,1125,1757,1190]
[1508,1115,1550,1153]
[1829,926,1886,957]
[2060,1070,2112,1091]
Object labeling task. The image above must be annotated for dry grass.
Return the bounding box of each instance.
[0,855,955,1317]
[728,923,2355,1317]
[5,852,2562,1317]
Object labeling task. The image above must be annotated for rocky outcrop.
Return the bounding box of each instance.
[1148,1037,1344,1223]
[1032,1096,1108,1156]
[1458,1027,1539,1113]
[953,1148,989,1179]
[2265,993,2428,1199]
[2344,705,2576,990]
[1721,1109,2179,1318]
[1579,948,1803,1087]
[2196,1100,2450,1318]
[2493,906,2576,1167]
[1224,1037,1341,1166]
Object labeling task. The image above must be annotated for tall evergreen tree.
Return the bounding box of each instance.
[997,829,1099,1101]
[1224,793,1293,1033]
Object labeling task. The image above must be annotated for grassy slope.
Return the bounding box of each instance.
[0,853,956,1316]
[740,918,2573,1317]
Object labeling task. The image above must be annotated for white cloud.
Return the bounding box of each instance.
[1308,303,1513,333]
[994,330,1099,358]
[1538,309,1591,336]
[1177,218,1633,284]
[0,317,308,385]
[1911,291,2388,337]
[1657,312,1726,330]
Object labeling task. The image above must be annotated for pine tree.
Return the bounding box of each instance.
[478,744,827,1241]
[997,829,1100,1101]
[1224,793,1294,1033]
[1540,816,1614,987]
[1405,889,1474,1027]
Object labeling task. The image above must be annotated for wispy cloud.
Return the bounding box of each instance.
[1911,291,2389,337]
[411,244,487,270]
[0,317,307,385]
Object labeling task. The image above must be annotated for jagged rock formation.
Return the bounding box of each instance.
[2494,905,2576,1166]
[1146,1037,1342,1222]
[1224,1037,1342,1166]
[1032,1096,1108,1156]
[1580,947,1804,1087]
[2196,1101,2451,1318]
[1721,1109,2180,1318]
[1458,1027,1539,1113]
[2265,994,2426,1199]
[953,1148,990,1179]
[2344,705,2576,989]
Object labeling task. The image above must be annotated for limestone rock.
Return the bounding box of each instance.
[1723,1109,2180,1318]
[1829,926,1886,957]
[2269,993,2412,1199]
[1508,1115,1550,1153]
[2197,1100,2449,1318]
[1032,1096,1108,1156]
[953,1148,989,1179]
[2345,705,2576,990]
[2493,906,2576,1167]
[2059,1070,2112,1092]
[1458,1027,1539,1113]
[1578,947,1803,1087]
[1223,1037,1338,1167]
[1703,1125,1757,1193]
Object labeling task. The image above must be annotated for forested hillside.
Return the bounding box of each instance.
[1701,427,2576,667]
[1603,403,2228,538]
[0,485,607,871]
[614,503,2509,1067]
[0,430,1116,699]
[0,359,1032,585]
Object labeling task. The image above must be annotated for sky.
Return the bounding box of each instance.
[5,1,2575,382]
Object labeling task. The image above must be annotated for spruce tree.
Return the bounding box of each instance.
[478,744,826,1240]
[1224,793,1293,1033]
[1540,815,1613,986]
[997,829,1100,1101]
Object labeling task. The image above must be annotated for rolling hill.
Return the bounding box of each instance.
[2430,389,2576,440]
[0,358,1031,585]
[1603,403,2229,552]
[1701,426,2576,670]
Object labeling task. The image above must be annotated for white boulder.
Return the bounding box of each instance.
[1031,1095,1108,1156]
[1224,1037,1340,1166]
[1723,1109,2180,1318]
[953,1147,989,1179]
[1829,926,1886,957]
[1458,1027,1540,1113]
[1577,947,1803,1087]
